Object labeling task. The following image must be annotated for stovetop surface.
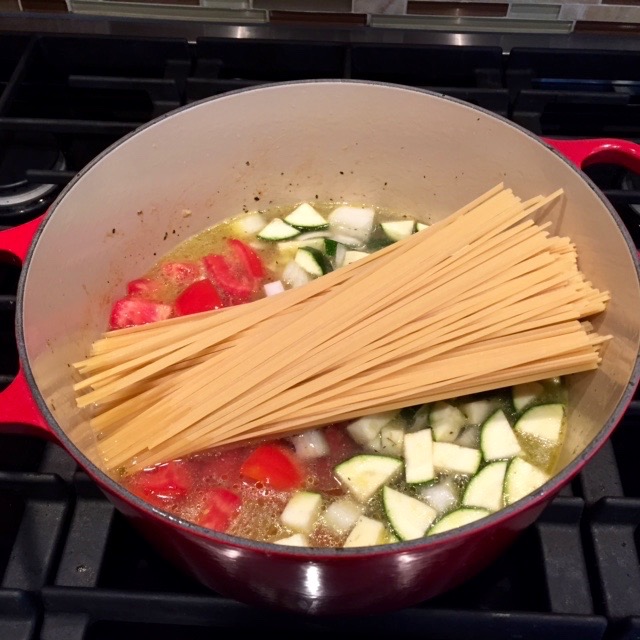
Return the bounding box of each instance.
[0,29,639,640]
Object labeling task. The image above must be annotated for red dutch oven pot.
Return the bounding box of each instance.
[0,82,639,616]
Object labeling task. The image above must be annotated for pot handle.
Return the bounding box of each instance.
[543,137,640,174]
[0,215,55,439]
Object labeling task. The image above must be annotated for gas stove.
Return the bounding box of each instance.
[0,24,639,640]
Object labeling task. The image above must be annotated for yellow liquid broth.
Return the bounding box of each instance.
[124,203,568,547]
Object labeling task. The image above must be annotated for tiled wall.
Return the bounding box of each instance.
[3,0,640,33]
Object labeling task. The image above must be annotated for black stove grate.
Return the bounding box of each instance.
[0,33,639,640]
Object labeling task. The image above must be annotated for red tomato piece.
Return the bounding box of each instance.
[128,461,192,506]
[126,277,163,299]
[197,487,242,532]
[160,261,202,286]
[109,297,172,330]
[203,254,256,304]
[240,444,304,491]
[174,279,225,316]
[227,238,265,279]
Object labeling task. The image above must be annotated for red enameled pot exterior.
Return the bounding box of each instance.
[0,82,639,616]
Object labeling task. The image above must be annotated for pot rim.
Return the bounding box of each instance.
[15,79,640,558]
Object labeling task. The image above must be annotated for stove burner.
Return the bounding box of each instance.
[0,132,65,221]
[622,171,640,215]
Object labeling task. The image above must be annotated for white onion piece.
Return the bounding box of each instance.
[290,429,330,459]
[282,260,311,288]
[263,280,285,297]
[322,498,364,535]
[329,233,365,249]
[455,424,480,449]
[418,478,459,516]
[328,206,375,242]
[334,242,347,268]
[233,212,266,235]
[408,405,430,432]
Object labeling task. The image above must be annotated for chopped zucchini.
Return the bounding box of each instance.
[381,220,415,241]
[430,402,468,442]
[428,507,490,535]
[403,428,435,484]
[346,411,398,445]
[343,515,386,547]
[284,203,329,230]
[278,237,326,259]
[334,454,403,503]
[432,442,482,476]
[480,410,522,462]
[383,486,437,541]
[322,497,364,535]
[504,457,550,505]
[324,238,338,257]
[280,491,322,534]
[342,250,370,266]
[512,381,544,413]
[463,460,508,512]
[514,404,564,443]
[257,217,300,241]
[274,533,309,547]
[455,424,480,449]
[294,246,333,276]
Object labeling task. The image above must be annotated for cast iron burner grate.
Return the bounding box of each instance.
[0,32,638,640]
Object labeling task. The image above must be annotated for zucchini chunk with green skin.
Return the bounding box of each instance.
[504,457,550,505]
[403,428,434,484]
[343,515,386,547]
[512,381,544,413]
[430,402,468,442]
[428,508,491,535]
[294,246,333,276]
[381,220,415,241]
[463,460,508,512]
[322,497,364,535]
[280,491,323,534]
[347,411,398,446]
[334,454,403,503]
[432,442,482,476]
[480,410,521,462]
[284,203,329,230]
[514,404,565,443]
[383,486,437,540]
[342,250,370,266]
[257,217,300,241]
[274,533,309,547]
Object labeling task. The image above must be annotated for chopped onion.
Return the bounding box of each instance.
[263,280,285,297]
[290,429,330,459]
[232,212,266,236]
[334,242,347,268]
[322,498,364,535]
[455,424,480,449]
[296,231,332,241]
[282,260,311,288]
[418,478,458,515]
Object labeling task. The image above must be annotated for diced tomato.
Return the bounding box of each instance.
[203,254,256,304]
[174,279,225,316]
[128,461,192,507]
[240,443,304,491]
[227,238,265,279]
[196,487,242,532]
[126,277,163,299]
[160,261,202,286]
[109,297,172,330]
